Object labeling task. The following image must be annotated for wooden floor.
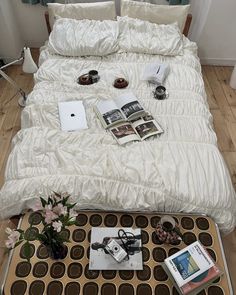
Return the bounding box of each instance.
[0,51,236,292]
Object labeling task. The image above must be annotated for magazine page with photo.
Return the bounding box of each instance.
[95,100,126,128]
[110,123,140,145]
[114,92,146,120]
[131,114,164,141]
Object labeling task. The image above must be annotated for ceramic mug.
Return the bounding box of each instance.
[153,85,168,100]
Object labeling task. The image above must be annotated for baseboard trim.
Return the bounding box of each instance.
[200,58,236,66]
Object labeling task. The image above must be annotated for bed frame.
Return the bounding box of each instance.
[44,11,192,37]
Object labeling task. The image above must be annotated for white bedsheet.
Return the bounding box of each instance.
[0,38,236,233]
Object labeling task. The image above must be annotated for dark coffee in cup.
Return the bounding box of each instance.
[89,70,99,83]
[154,85,167,100]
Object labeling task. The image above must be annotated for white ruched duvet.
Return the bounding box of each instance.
[0,35,236,233]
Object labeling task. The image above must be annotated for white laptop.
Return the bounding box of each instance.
[58,101,88,131]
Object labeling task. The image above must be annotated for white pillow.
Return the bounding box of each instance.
[48,18,119,57]
[120,0,190,32]
[48,2,116,29]
[118,16,183,56]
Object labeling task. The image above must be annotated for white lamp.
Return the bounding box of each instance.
[0,47,38,107]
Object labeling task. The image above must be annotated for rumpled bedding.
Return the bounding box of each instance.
[0,20,236,233]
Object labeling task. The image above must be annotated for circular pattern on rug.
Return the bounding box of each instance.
[137,284,152,295]
[153,247,167,262]
[119,270,134,280]
[50,262,65,279]
[154,265,168,281]
[76,214,88,226]
[33,261,48,278]
[141,230,149,244]
[120,214,134,227]
[196,217,209,230]
[102,270,116,280]
[67,262,82,279]
[20,243,35,259]
[65,282,80,295]
[28,212,42,225]
[59,229,70,240]
[208,286,224,295]
[151,216,161,228]
[206,248,217,262]
[47,281,63,295]
[104,214,118,227]
[199,232,213,246]
[137,265,151,281]
[29,280,45,295]
[89,214,102,226]
[181,217,194,230]
[142,247,150,262]
[152,232,163,245]
[84,264,99,279]
[119,284,134,295]
[24,227,39,241]
[183,232,197,245]
[72,229,86,242]
[155,284,170,295]
[135,216,148,228]
[83,282,98,295]
[101,283,116,295]
[168,247,180,257]
[70,245,84,260]
[172,287,180,295]
[11,280,27,295]
[36,244,49,259]
[15,262,31,277]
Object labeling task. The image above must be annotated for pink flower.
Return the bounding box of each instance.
[44,205,58,224]
[53,204,67,216]
[52,221,62,233]
[69,209,78,221]
[5,228,21,249]
[31,200,43,212]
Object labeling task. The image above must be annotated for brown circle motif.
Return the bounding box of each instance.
[119,270,134,280]
[141,230,149,244]
[183,232,197,245]
[120,215,134,227]
[154,265,168,281]
[36,244,49,259]
[10,280,27,295]
[196,217,209,230]
[181,217,194,230]
[47,281,63,295]
[206,248,217,262]
[199,232,213,246]
[135,216,148,228]
[15,261,31,277]
[151,216,161,228]
[101,283,116,295]
[33,261,48,278]
[168,247,180,257]
[68,262,82,279]
[137,265,151,281]
[20,243,35,259]
[152,232,163,245]
[76,214,88,226]
[153,247,167,262]
[70,245,84,260]
[50,262,65,279]
[104,214,118,227]
[59,229,70,240]
[29,280,45,295]
[83,282,98,295]
[84,264,100,279]
[65,282,80,295]
[119,284,134,295]
[28,212,42,225]
[24,227,39,241]
[89,214,102,226]
[102,270,116,280]
[142,247,150,262]
[155,284,170,295]
[208,286,224,295]
[137,284,152,295]
[72,229,86,242]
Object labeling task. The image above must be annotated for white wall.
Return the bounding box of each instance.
[1,0,236,65]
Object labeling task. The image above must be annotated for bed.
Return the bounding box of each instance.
[0,0,235,233]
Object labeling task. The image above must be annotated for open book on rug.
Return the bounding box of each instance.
[95,92,163,145]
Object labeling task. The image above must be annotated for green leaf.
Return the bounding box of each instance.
[14,240,23,248]
[40,197,47,207]
[67,203,77,209]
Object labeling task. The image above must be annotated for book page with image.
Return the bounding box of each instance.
[131,115,164,141]
[114,92,146,120]
[110,123,140,145]
[95,100,126,128]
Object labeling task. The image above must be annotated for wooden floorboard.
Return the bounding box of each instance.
[0,51,236,291]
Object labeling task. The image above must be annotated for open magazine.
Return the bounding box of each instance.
[95,92,164,145]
